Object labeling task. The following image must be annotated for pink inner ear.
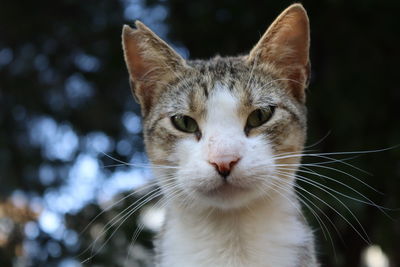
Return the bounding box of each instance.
[270,11,309,67]
[247,5,310,102]
[122,23,187,114]
[123,35,155,111]
[123,32,153,82]
[256,8,309,67]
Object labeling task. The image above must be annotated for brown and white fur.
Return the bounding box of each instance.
[122,4,318,267]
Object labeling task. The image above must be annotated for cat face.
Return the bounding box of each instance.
[122,5,310,210]
[143,59,306,209]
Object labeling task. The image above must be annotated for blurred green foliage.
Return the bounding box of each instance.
[0,0,399,266]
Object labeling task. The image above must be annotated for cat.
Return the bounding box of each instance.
[122,3,318,267]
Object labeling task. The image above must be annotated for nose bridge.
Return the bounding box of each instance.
[204,87,243,174]
[207,131,243,162]
[206,131,243,178]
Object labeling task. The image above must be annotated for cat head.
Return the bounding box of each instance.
[122,4,310,210]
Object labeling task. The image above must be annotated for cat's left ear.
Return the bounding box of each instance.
[247,4,310,102]
[122,21,188,115]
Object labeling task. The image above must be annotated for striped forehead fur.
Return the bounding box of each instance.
[143,56,307,155]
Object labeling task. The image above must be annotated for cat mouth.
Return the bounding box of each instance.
[200,182,248,197]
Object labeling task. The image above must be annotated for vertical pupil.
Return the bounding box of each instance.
[258,110,263,121]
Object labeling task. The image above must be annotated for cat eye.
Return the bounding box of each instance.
[171,115,199,134]
[245,107,274,130]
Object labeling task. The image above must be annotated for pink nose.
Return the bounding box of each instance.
[209,156,240,179]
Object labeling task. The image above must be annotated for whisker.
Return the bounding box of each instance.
[81,188,164,264]
[100,151,135,166]
[79,182,173,261]
[273,146,399,174]
[103,162,179,169]
[123,190,175,266]
[252,177,304,221]
[124,183,189,265]
[271,149,318,159]
[304,131,332,149]
[274,155,369,177]
[100,151,179,169]
[266,175,341,258]
[274,170,371,244]
[79,179,160,235]
[124,222,146,266]
[254,174,340,256]
[276,167,389,213]
[266,177,337,250]
[252,169,368,245]
[300,163,382,195]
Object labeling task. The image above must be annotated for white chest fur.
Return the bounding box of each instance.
[157,193,315,267]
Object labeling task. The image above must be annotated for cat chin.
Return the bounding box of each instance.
[188,183,266,210]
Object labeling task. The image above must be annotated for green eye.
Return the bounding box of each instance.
[246,107,274,129]
[171,115,199,134]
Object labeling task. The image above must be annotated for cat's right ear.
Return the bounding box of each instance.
[122,21,187,114]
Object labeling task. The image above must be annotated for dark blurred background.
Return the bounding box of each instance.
[0,0,399,266]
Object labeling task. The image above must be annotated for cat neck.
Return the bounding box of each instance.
[157,190,315,267]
